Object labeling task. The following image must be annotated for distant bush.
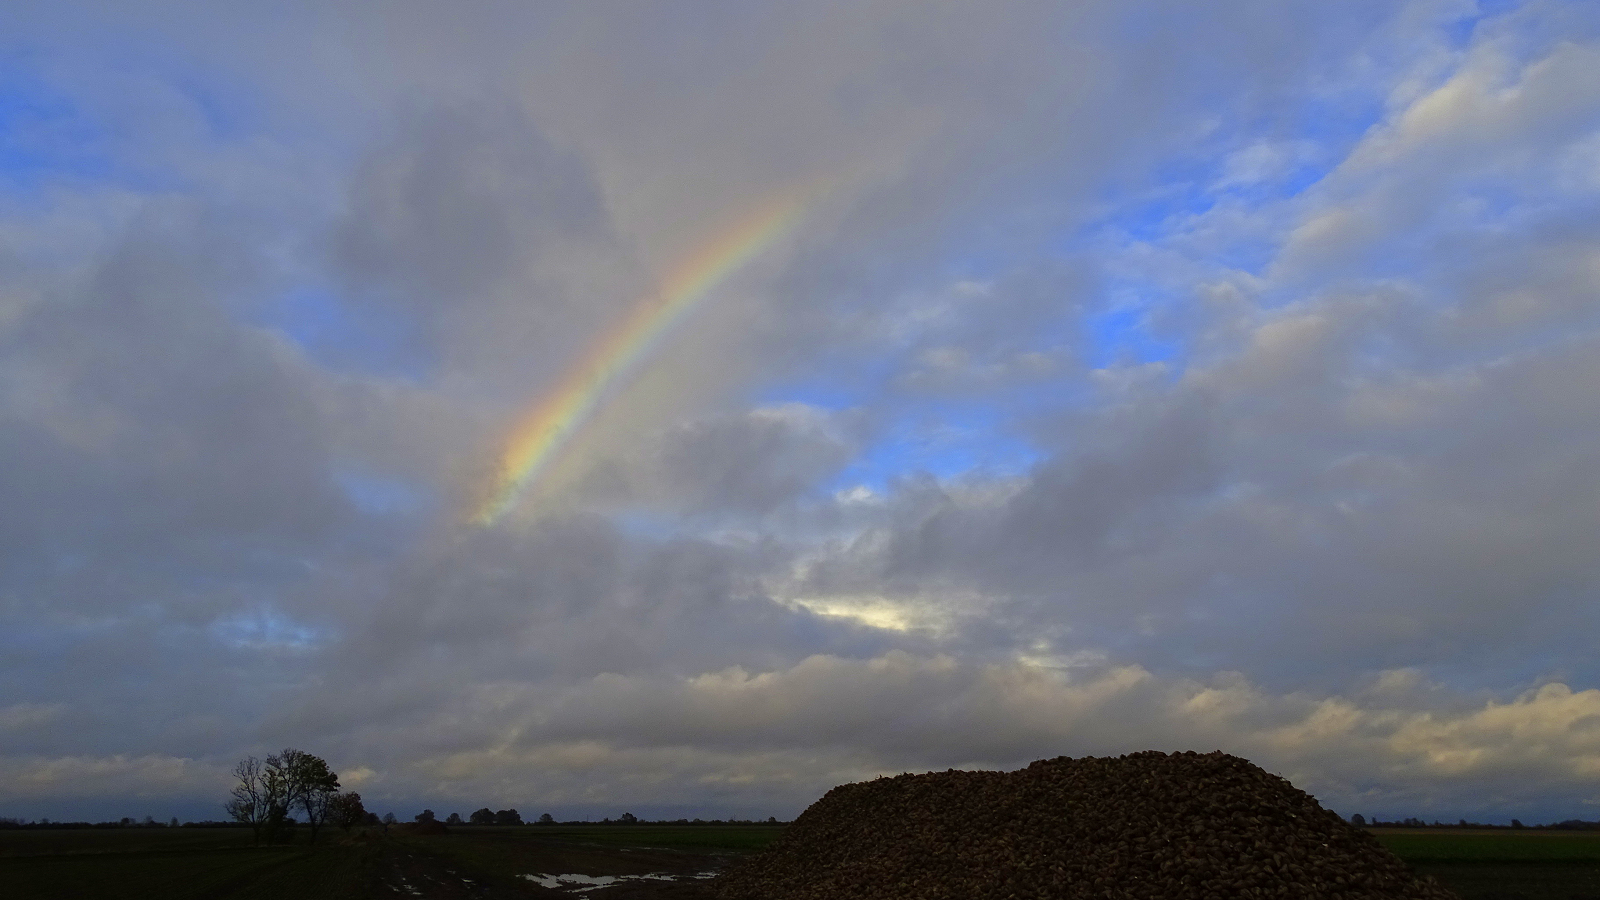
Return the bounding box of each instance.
[1547,819,1600,830]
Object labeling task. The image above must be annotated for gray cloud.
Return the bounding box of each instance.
[0,202,349,586]
[331,102,627,379]
[577,404,865,517]
[1,0,1598,827]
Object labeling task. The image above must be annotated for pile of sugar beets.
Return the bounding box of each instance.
[715,751,1459,900]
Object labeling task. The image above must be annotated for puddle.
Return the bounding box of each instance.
[522,871,718,893]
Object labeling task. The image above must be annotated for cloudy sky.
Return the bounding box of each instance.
[3,0,1600,826]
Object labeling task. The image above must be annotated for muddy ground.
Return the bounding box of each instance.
[372,827,730,899]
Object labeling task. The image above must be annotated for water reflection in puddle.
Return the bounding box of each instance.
[522,871,718,892]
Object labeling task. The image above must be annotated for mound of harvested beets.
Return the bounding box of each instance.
[715,751,1457,900]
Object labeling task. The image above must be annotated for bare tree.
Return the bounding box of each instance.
[224,756,274,846]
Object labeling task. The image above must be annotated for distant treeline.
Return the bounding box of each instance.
[0,813,790,829]
[0,818,246,830]
[15,814,1600,830]
[550,817,786,825]
[414,808,786,827]
[1349,814,1600,830]
[14,814,1600,830]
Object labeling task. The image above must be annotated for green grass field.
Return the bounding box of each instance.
[1372,828,1600,862]
[1370,828,1600,899]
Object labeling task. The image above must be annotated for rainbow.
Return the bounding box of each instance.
[472,188,813,526]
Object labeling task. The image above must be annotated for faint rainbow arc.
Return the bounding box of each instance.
[472,189,812,526]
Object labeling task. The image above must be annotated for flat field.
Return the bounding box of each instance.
[0,824,771,899]
[515,824,784,852]
[1369,827,1600,900]
[386,824,774,898]
[0,826,383,899]
[3,822,1596,898]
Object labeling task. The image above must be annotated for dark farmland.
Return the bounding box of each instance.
[2,822,1597,898]
[1369,828,1600,900]
[0,823,777,899]
[0,825,382,899]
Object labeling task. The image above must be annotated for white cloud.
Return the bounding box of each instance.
[0,755,221,800]
[0,703,66,732]
[282,653,1600,818]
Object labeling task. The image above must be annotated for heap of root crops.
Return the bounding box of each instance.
[715,751,1458,900]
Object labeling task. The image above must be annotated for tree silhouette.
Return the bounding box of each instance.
[295,755,340,843]
[329,792,367,833]
[264,748,340,844]
[224,756,273,846]
[227,749,341,845]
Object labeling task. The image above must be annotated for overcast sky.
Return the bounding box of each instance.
[3,0,1600,826]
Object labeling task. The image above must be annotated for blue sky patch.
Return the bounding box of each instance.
[0,67,114,194]
[258,286,434,381]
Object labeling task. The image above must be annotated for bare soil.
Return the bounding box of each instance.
[384,828,731,898]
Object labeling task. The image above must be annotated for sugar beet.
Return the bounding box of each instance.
[715,751,1457,900]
